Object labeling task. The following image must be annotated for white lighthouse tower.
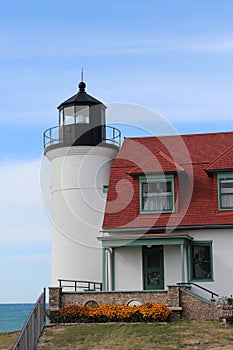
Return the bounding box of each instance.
[43,80,121,287]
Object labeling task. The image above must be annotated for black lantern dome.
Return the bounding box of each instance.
[43,81,121,152]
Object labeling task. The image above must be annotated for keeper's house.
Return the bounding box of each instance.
[99,131,233,299]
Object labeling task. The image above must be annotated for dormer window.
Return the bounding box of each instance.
[140,175,174,213]
[218,173,233,210]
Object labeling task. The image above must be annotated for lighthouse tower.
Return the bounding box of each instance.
[43,81,121,286]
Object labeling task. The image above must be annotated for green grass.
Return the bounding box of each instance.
[0,331,20,350]
[37,320,233,350]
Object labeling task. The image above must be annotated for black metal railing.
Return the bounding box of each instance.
[13,289,46,350]
[177,282,219,300]
[43,125,121,149]
[58,279,102,292]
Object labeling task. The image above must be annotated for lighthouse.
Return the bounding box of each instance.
[43,81,121,287]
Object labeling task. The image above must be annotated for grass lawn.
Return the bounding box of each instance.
[37,320,233,350]
[0,331,19,350]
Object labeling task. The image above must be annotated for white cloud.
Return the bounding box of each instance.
[0,159,50,244]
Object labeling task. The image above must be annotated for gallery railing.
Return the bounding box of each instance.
[43,125,121,149]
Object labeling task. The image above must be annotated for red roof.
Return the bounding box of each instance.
[205,146,233,172]
[129,150,184,175]
[103,131,233,231]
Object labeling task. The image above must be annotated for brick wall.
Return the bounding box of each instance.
[48,286,233,321]
[49,287,181,308]
[180,289,215,320]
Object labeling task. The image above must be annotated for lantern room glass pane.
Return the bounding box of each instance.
[59,109,64,125]
[64,106,75,125]
[75,106,89,124]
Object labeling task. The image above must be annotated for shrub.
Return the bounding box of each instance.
[47,303,171,324]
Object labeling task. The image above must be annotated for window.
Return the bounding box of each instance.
[60,106,90,125]
[103,185,108,193]
[190,242,213,281]
[75,106,89,124]
[218,173,233,210]
[64,106,75,125]
[140,175,174,213]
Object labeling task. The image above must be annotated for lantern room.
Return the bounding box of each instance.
[43,81,121,151]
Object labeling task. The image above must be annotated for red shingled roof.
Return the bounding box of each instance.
[103,131,233,231]
[205,146,233,172]
[129,150,184,175]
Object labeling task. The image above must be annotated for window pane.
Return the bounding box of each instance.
[142,180,173,211]
[192,246,211,279]
[75,106,89,124]
[221,194,233,208]
[220,179,233,208]
[64,106,75,125]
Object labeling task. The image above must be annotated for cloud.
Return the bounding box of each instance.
[0,159,50,244]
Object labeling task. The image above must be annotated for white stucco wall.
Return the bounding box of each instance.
[115,246,142,290]
[164,245,182,286]
[113,228,233,297]
[46,145,118,286]
[190,228,233,298]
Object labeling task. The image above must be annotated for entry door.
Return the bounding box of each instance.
[143,246,164,290]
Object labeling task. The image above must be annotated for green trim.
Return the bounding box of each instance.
[100,236,192,248]
[111,248,115,291]
[102,224,233,233]
[139,175,175,214]
[102,248,106,291]
[218,173,233,211]
[180,244,185,283]
[206,168,233,174]
[131,171,180,177]
[189,241,214,282]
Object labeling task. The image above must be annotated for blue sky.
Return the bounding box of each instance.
[1,0,233,302]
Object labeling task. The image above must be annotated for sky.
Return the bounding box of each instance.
[1,0,233,303]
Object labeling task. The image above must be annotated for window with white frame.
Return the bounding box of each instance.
[140,175,174,213]
[218,173,233,210]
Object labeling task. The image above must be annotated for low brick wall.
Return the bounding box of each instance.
[180,289,215,320]
[62,291,169,307]
[216,305,233,321]
[48,285,233,321]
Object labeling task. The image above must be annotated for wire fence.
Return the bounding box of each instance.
[12,288,46,350]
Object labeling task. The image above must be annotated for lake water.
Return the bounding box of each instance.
[0,304,34,332]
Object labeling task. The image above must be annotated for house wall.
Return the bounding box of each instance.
[114,245,183,291]
[164,245,182,286]
[189,228,233,298]
[113,228,233,297]
[115,246,142,290]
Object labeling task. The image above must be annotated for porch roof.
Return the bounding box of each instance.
[98,233,193,248]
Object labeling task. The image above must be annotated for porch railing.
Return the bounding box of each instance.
[177,282,219,300]
[58,279,102,292]
[12,288,46,350]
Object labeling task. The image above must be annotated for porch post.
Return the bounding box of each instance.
[111,248,115,291]
[180,243,185,283]
[102,248,107,291]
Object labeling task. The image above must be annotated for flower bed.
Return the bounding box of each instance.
[47,303,172,323]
